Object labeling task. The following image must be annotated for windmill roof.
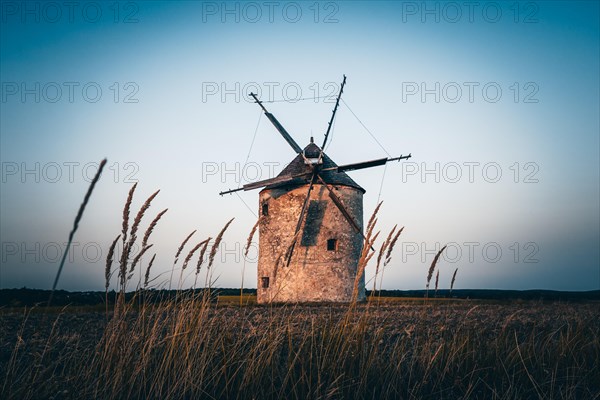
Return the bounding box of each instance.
[264,142,365,193]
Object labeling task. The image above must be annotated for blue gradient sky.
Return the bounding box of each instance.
[1,1,598,291]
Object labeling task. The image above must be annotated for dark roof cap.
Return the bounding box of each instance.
[264,142,365,193]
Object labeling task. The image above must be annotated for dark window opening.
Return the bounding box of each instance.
[262,203,268,216]
[261,277,270,289]
[327,239,338,251]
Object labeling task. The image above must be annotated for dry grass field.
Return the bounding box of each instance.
[1,295,598,399]
[3,173,597,399]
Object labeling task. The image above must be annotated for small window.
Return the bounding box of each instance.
[327,239,338,251]
[262,203,269,216]
[261,277,270,289]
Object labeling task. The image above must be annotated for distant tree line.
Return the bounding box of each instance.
[0,288,598,307]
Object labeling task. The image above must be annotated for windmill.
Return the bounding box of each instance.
[220,75,411,303]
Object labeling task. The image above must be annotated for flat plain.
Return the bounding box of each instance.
[1,297,598,399]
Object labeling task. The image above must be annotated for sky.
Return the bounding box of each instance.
[0,1,598,292]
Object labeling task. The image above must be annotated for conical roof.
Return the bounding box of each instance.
[264,142,365,193]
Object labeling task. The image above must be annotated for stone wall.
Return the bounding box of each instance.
[257,184,365,303]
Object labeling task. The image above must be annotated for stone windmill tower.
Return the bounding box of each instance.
[220,76,411,303]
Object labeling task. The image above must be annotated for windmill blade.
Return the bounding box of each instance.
[264,113,302,154]
[335,157,388,172]
[285,173,317,266]
[316,174,375,251]
[250,92,302,154]
[321,75,347,151]
[326,154,413,174]
[293,174,317,234]
[219,170,313,196]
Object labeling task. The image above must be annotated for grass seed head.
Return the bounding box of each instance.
[427,245,447,288]
[175,230,197,264]
[144,253,156,288]
[183,240,207,271]
[142,208,168,249]
[196,238,212,275]
[366,201,383,234]
[450,268,459,293]
[244,218,260,258]
[208,218,234,268]
[130,244,154,274]
[121,182,138,247]
[384,226,404,266]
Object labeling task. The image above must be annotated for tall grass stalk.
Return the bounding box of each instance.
[373,225,397,294]
[449,268,458,297]
[49,158,107,306]
[379,226,404,293]
[206,218,235,290]
[105,234,121,314]
[144,254,157,289]
[170,230,197,290]
[142,208,168,248]
[352,204,382,305]
[123,190,160,282]
[119,183,138,287]
[241,219,260,306]
[194,239,212,288]
[426,245,447,299]
[180,239,209,289]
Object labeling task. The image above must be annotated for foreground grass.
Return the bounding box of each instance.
[1,295,599,399]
